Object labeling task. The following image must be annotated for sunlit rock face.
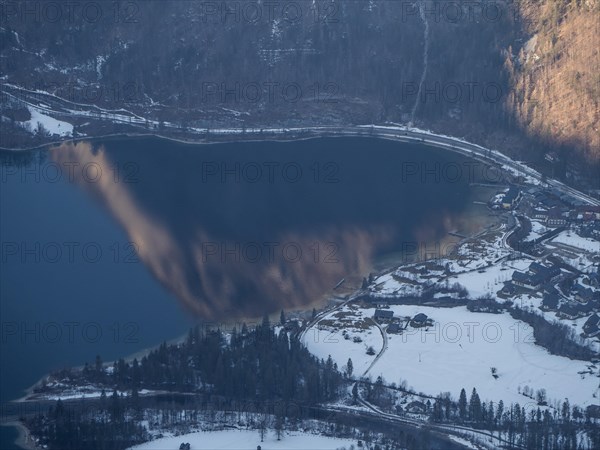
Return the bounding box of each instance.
[50,137,475,320]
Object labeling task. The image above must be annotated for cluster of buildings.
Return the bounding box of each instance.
[489,184,600,232]
[509,261,562,292]
[525,187,600,229]
[373,309,433,333]
[501,259,600,329]
[553,275,600,321]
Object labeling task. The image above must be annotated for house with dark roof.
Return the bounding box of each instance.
[583,314,600,337]
[546,207,568,227]
[512,271,542,290]
[502,187,522,210]
[557,303,582,320]
[374,309,394,322]
[532,208,549,221]
[499,282,517,298]
[410,313,432,328]
[387,323,402,334]
[544,284,559,296]
[541,293,560,311]
[529,262,547,274]
[528,262,561,282]
[573,285,598,303]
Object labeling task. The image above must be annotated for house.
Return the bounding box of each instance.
[405,401,428,414]
[577,206,600,220]
[512,271,542,290]
[528,262,547,274]
[529,263,561,283]
[387,323,402,334]
[501,187,522,210]
[411,313,432,328]
[557,303,582,320]
[544,284,559,296]
[544,269,562,284]
[541,293,559,311]
[583,314,600,337]
[499,282,517,298]
[374,309,394,322]
[580,222,600,239]
[546,207,568,227]
[532,208,549,221]
[529,262,561,279]
[573,285,596,303]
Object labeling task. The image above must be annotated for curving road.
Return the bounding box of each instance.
[3,83,599,208]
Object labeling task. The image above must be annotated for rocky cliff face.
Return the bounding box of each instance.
[1,1,598,171]
[505,0,599,164]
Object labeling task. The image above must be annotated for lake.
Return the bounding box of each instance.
[0,136,492,447]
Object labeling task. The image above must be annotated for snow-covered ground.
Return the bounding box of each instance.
[128,430,357,450]
[23,386,155,401]
[550,230,599,253]
[448,258,531,298]
[303,305,382,376]
[305,304,599,408]
[23,106,73,136]
[371,272,423,297]
[370,252,531,301]
[524,220,549,242]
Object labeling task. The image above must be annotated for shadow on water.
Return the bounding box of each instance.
[49,136,479,320]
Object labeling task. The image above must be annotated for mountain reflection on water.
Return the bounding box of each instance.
[50,137,476,320]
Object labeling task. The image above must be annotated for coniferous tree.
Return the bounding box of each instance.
[459,388,468,420]
[469,388,482,423]
[497,400,504,426]
[346,358,354,378]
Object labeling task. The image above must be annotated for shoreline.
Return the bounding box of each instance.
[1,124,597,207]
[15,311,300,403]
[14,329,192,403]
[1,421,37,450]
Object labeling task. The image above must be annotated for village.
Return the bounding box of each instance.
[300,174,599,426]
[488,182,600,335]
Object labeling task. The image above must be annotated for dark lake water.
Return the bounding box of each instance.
[1,136,489,447]
[0,426,21,450]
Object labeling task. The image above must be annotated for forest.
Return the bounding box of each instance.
[24,314,599,450]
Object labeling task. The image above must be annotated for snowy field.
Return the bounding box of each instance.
[23,106,73,136]
[129,430,357,450]
[305,305,599,408]
[524,220,549,241]
[550,230,599,253]
[448,258,531,298]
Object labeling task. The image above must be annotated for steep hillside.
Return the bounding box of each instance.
[506,0,600,164]
[1,1,598,174]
